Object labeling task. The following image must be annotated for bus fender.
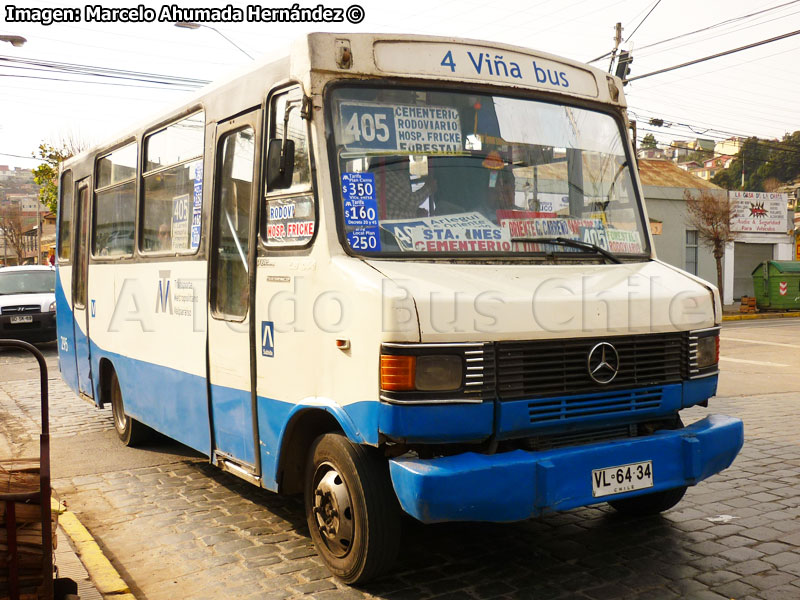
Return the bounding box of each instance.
[273,398,378,494]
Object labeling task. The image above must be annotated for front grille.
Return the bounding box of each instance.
[496,333,683,400]
[521,424,636,451]
[527,387,662,423]
[1,305,40,315]
[3,321,41,331]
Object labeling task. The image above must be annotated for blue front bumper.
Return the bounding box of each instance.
[389,414,743,523]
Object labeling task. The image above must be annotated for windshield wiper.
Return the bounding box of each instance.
[510,236,622,264]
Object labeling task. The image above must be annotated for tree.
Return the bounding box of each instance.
[641,133,658,149]
[0,203,29,265]
[31,135,88,214]
[710,135,792,191]
[760,131,800,184]
[684,190,737,298]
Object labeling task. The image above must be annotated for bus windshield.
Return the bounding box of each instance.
[329,86,649,259]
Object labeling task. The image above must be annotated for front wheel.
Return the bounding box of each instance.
[608,486,687,516]
[304,433,401,584]
[109,369,150,447]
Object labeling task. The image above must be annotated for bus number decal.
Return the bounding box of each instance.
[339,102,462,154]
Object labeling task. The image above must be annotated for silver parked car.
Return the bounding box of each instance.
[0,265,57,343]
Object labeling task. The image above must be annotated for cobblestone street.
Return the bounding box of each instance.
[2,323,800,599]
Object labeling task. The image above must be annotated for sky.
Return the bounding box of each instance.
[1,0,799,170]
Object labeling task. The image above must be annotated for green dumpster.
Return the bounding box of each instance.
[751,260,800,310]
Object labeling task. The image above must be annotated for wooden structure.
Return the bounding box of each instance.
[0,341,54,600]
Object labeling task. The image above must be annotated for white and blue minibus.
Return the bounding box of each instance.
[56,33,743,583]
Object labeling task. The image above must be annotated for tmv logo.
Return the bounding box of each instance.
[261,321,275,357]
[156,270,173,314]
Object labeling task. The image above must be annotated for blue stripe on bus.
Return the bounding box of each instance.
[54,273,79,392]
[210,383,256,465]
[377,401,494,443]
[682,375,717,408]
[89,341,213,456]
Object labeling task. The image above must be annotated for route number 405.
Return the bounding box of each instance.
[344,112,390,143]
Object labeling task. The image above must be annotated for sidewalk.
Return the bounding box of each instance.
[55,524,104,600]
[55,501,135,600]
[722,301,800,321]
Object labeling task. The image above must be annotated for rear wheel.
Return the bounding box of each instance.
[608,486,687,516]
[109,369,150,447]
[304,433,401,584]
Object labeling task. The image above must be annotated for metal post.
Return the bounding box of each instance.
[36,200,41,264]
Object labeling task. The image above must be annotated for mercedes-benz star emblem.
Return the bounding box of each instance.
[587,342,620,384]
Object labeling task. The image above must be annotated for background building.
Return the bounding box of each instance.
[639,159,722,286]
[639,160,794,304]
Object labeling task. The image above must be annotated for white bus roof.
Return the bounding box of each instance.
[63,32,625,171]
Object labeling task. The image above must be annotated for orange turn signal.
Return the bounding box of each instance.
[380,355,416,391]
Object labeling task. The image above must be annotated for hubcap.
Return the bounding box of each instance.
[312,463,354,557]
[111,381,127,433]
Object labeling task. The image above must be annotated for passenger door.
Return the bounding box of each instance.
[207,110,261,479]
[72,180,93,398]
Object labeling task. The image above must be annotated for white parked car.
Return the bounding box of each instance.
[0,265,57,343]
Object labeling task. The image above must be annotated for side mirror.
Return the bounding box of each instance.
[266,138,295,190]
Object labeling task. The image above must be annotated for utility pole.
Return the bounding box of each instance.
[609,23,623,73]
[36,199,41,264]
[741,148,746,188]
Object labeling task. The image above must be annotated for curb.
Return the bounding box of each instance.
[722,311,800,321]
[54,500,136,599]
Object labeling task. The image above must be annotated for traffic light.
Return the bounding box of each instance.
[615,50,633,84]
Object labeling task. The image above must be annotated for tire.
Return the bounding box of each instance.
[109,369,150,447]
[608,486,687,516]
[304,433,401,584]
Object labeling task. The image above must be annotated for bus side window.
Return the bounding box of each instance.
[58,170,73,261]
[262,86,315,248]
[141,111,205,254]
[94,142,137,258]
[211,127,255,319]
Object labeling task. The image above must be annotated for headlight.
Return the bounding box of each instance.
[696,335,718,368]
[415,355,462,391]
[379,354,463,392]
[49,301,56,312]
[379,343,490,404]
[687,327,719,377]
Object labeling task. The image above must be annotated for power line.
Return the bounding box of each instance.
[636,126,800,160]
[625,0,661,43]
[0,73,198,91]
[635,7,800,60]
[0,55,210,86]
[635,0,800,53]
[0,152,38,161]
[626,29,800,82]
[0,63,203,89]
[588,1,800,64]
[629,100,799,139]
